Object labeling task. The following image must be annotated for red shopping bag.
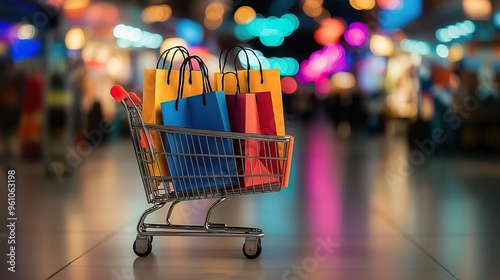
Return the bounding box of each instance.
[224,72,281,188]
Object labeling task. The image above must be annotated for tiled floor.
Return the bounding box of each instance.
[2,117,500,280]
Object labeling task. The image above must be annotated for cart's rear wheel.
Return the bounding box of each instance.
[242,238,262,259]
[133,239,152,257]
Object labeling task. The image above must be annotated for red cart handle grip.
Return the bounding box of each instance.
[110,85,128,102]
[129,92,142,105]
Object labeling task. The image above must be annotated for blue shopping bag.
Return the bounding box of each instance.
[160,55,238,193]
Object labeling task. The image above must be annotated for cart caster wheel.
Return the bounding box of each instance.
[133,239,152,257]
[148,236,153,243]
[242,240,262,259]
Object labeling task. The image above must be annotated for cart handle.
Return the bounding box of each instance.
[110,84,156,156]
[128,92,142,106]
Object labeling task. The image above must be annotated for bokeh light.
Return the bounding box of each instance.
[314,18,346,46]
[331,72,356,90]
[448,43,464,62]
[113,24,163,49]
[400,39,431,55]
[369,34,394,56]
[357,55,386,94]
[494,12,500,29]
[17,24,37,40]
[377,0,402,10]
[237,49,299,76]
[350,0,376,10]
[344,22,369,46]
[160,37,188,55]
[176,19,204,46]
[298,43,347,83]
[436,20,476,43]
[463,0,492,20]
[142,4,172,23]
[84,2,119,27]
[234,6,256,24]
[204,17,223,30]
[63,0,89,19]
[315,78,332,94]
[303,0,323,17]
[205,2,225,20]
[235,14,299,46]
[65,27,86,50]
[281,77,298,94]
[436,44,449,58]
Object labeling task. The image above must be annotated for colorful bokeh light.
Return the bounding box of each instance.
[234,14,299,47]
[238,49,299,76]
[298,43,347,83]
[281,77,298,94]
[65,27,85,50]
[344,22,369,46]
[350,0,376,10]
[113,24,163,49]
[377,0,402,10]
[369,34,394,56]
[314,18,346,46]
[176,19,203,46]
[331,72,356,90]
[234,6,256,24]
[315,78,332,94]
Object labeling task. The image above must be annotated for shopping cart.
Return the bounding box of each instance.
[110,85,294,259]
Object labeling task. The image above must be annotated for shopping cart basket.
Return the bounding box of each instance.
[110,85,294,258]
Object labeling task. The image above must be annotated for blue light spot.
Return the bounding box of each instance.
[11,39,41,61]
[176,19,203,46]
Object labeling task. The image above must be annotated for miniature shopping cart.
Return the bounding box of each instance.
[110,85,294,259]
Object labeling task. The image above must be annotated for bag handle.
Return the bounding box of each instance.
[221,71,242,106]
[175,55,213,110]
[156,46,194,85]
[156,46,189,69]
[221,71,240,95]
[218,45,249,72]
[218,45,264,92]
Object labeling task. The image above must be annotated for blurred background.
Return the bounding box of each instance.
[0,0,499,169]
[1,1,500,279]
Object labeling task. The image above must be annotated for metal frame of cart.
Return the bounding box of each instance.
[111,86,294,259]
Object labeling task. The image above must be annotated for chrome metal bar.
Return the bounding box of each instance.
[137,203,166,234]
[204,197,226,231]
[165,200,181,225]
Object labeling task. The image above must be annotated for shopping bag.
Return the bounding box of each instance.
[214,46,286,152]
[142,47,203,179]
[161,55,238,192]
[225,91,281,188]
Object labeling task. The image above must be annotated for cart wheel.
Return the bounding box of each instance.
[242,239,262,259]
[148,236,153,243]
[133,239,152,257]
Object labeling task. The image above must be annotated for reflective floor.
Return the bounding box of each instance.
[1,117,500,280]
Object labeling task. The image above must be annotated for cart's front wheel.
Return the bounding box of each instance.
[242,238,262,259]
[133,239,152,257]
